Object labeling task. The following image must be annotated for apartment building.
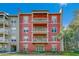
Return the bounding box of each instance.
[19,10,63,53]
[0,10,63,53]
[0,12,19,52]
[0,12,10,52]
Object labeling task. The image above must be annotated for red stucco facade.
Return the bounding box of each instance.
[19,11,61,52]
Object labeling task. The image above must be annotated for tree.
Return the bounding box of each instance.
[64,28,76,51]
[68,10,79,49]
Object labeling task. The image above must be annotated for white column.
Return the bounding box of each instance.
[47,13,48,42]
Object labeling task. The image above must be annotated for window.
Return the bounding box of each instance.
[24,36,28,41]
[11,28,16,34]
[24,43,28,51]
[36,46,44,52]
[23,16,28,23]
[11,20,16,27]
[11,20,16,23]
[24,30,28,32]
[11,36,16,42]
[52,16,57,24]
[24,27,28,32]
[52,36,57,41]
[11,20,16,25]
[52,45,57,51]
[52,27,57,32]
[11,40,16,42]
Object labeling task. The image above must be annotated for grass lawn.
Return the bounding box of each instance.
[0,52,79,56]
[61,52,79,56]
[0,53,21,56]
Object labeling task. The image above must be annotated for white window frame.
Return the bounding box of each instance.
[36,45,45,52]
[11,20,16,26]
[52,27,57,33]
[11,27,16,34]
[52,36,57,42]
[11,36,16,42]
[24,36,28,41]
[52,16,57,24]
[24,43,28,51]
[52,44,57,51]
[24,27,28,32]
[23,16,29,24]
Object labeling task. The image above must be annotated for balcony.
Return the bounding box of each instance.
[0,19,4,24]
[32,38,48,43]
[0,37,8,43]
[33,18,47,24]
[5,20,9,27]
[33,28,47,34]
[0,21,9,27]
[0,28,9,35]
[33,31,47,34]
[0,28,4,34]
[5,29,9,35]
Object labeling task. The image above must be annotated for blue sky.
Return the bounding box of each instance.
[0,3,79,27]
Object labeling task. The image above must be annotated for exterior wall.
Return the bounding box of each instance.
[8,16,19,52]
[19,12,62,52]
[19,14,32,52]
[48,14,61,51]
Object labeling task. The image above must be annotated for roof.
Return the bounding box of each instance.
[8,15,18,17]
[0,11,9,15]
[32,10,48,13]
[32,10,48,12]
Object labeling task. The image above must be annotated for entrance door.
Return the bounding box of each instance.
[36,45,44,52]
[11,45,16,52]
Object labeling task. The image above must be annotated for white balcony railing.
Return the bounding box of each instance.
[0,28,4,33]
[33,28,47,33]
[5,29,9,34]
[33,19,47,23]
[33,28,47,31]
[0,20,9,25]
[33,38,48,43]
[0,28,9,34]
[5,20,9,25]
[0,19,4,23]
[0,37,8,43]
[33,31,47,34]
